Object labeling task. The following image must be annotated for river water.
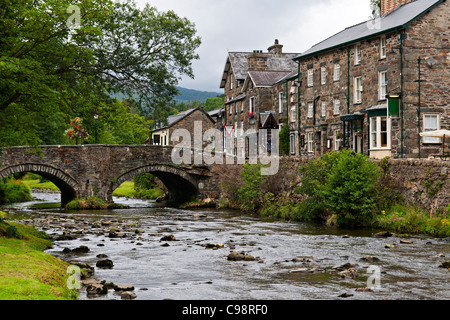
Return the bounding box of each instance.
[5,192,450,300]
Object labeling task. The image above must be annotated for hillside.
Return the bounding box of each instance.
[174,87,222,103]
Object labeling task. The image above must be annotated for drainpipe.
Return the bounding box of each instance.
[286,79,289,153]
[400,32,404,158]
[347,47,351,114]
[297,61,301,156]
[313,96,321,127]
[417,56,422,159]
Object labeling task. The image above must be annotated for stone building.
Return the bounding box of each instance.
[151,107,215,147]
[293,0,449,160]
[219,40,300,157]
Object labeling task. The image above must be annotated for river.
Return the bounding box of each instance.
[4,192,450,300]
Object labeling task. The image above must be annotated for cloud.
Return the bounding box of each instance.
[136,0,372,92]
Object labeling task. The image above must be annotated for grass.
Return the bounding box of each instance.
[22,179,59,192]
[0,212,77,300]
[65,197,128,210]
[113,181,164,200]
[374,204,450,238]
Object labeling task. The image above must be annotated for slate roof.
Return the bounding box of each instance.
[294,0,443,60]
[220,52,300,88]
[152,107,215,132]
[248,70,294,87]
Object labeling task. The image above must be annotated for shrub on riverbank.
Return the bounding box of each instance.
[0,179,33,205]
[297,150,380,227]
[66,197,128,210]
[0,213,77,300]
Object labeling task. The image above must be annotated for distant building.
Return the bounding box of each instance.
[219,40,301,156]
[151,107,215,147]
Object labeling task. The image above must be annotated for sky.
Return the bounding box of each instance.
[136,0,373,93]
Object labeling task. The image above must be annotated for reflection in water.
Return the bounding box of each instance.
[5,192,450,300]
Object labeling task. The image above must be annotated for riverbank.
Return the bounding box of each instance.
[0,211,77,300]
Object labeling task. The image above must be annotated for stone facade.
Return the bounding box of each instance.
[220,40,300,156]
[294,0,449,160]
[152,108,216,147]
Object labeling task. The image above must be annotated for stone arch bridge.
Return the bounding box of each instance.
[0,145,225,207]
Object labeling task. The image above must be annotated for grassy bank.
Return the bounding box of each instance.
[0,211,77,300]
[112,180,164,200]
[65,197,128,210]
[0,179,33,204]
[22,179,59,192]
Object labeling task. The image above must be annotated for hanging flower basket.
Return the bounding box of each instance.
[356,130,363,136]
[336,132,344,140]
[219,126,224,131]
[247,112,254,119]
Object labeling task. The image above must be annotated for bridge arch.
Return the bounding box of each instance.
[0,163,79,207]
[112,165,199,203]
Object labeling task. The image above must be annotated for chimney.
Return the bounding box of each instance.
[248,50,268,71]
[268,39,283,57]
[381,0,414,16]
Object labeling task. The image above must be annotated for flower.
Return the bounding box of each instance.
[382,210,386,215]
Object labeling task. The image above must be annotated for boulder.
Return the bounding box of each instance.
[227,251,256,261]
[339,268,358,278]
[96,259,114,269]
[160,234,176,241]
[439,261,450,269]
[114,284,135,291]
[120,291,137,300]
[360,256,379,262]
[332,262,357,271]
[86,283,108,296]
[373,231,396,238]
[71,246,90,254]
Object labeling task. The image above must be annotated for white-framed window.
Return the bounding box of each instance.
[321,67,327,85]
[379,71,387,100]
[235,102,238,114]
[333,100,340,115]
[333,64,340,81]
[307,102,313,118]
[279,92,284,113]
[354,76,362,103]
[249,97,255,113]
[335,130,343,151]
[423,114,440,143]
[380,37,387,59]
[230,74,234,90]
[370,116,391,150]
[307,69,314,87]
[290,134,296,155]
[229,104,232,115]
[307,132,314,153]
[355,44,362,65]
[321,102,326,118]
[235,122,238,138]
[241,101,244,112]
[291,106,296,122]
[240,120,244,137]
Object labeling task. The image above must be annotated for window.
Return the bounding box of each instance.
[249,97,255,113]
[240,120,244,137]
[290,134,295,155]
[321,67,327,85]
[235,122,238,138]
[354,76,362,103]
[291,106,296,122]
[241,101,244,112]
[307,132,314,153]
[322,102,326,118]
[153,134,160,145]
[307,102,313,118]
[235,102,238,114]
[370,116,391,149]
[335,131,342,151]
[333,64,340,81]
[333,100,340,115]
[307,69,314,87]
[279,92,284,113]
[229,104,232,115]
[380,37,387,59]
[423,114,440,143]
[379,71,387,100]
[355,44,361,65]
[230,74,234,90]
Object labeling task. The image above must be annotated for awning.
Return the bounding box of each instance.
[364,105,387,117]
[340,112,365,121]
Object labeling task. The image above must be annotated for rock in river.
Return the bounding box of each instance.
[160,234,176,241]
[227,251,256,261]
[96,259,114,269]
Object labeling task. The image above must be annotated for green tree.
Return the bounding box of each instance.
[0,0,201,146]
[279,119,290,156]
[370,0,382,17]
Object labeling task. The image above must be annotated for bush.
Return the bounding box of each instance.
[298,150,380,227]
[237,164,267,211]
[0,179,33,204]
